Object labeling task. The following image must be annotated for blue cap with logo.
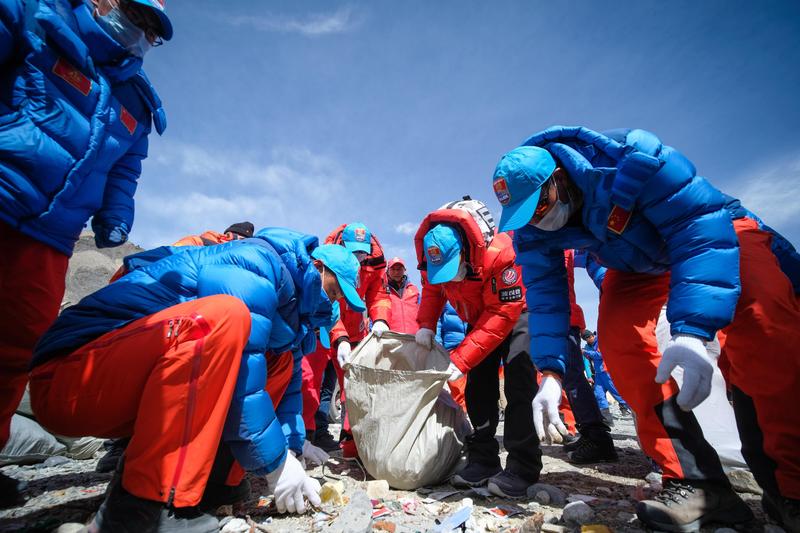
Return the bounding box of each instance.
[311,244,365,312]
[493,146,557,232]
[130,0,173,40]
[341,222,372,254]
[423,224,463,284]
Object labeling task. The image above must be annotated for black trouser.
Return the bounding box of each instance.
[562,326,612,442]
[315,361,337,434]
[464,312,542,481]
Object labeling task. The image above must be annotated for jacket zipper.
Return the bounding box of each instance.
[166,313,211,509]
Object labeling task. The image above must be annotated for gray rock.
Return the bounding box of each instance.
[727,469,763,495]
[541,524,568,533]
[764,525,787,533]
[526,483,567,506]
[562,501,595,525]
[594,486,613,497]
[324,489,372,533]
[41,456,71,468]
[55,524,85,533]
[617,511,637,523]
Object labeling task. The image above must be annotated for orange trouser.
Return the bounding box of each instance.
[29,295,251,507]
[0,222,69,448]
[599,218,800,498]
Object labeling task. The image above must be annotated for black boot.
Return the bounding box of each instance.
[198,477,251,512]
[0,472,25,509]
[96,438,130,474]
[567,435,618,464]
[451,462,502,488]
[762,491,800,533]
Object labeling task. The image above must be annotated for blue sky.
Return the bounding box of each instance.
[130,1,800,330]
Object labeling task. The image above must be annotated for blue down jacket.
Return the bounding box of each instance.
[514,126,741,375]
[436,302,466,351]
[33,230,333,473]
[0,0,166,255]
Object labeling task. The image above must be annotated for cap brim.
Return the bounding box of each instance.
[497,187,542,232]
[343,240,371,254]
[427,253,461,284]
[339,278,366,312]
[130,0,173,40]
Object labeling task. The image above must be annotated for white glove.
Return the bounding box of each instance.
[336,342,351,368]
[302,440,329,467]
[265,452,321,514]
[415,327,434,349]
[656,334,714,411]
[371,320,390,337]
[532,375,568,443]
[447,362,464,382]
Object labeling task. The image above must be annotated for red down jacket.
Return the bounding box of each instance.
[415,209,525,372]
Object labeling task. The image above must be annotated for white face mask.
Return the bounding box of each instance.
[95,6,151,58]
[451,262,468,282]
[534,200,573,232]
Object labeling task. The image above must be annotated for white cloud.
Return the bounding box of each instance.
[224,7,360,37]
[731,154,800,230]
[394,222,417,236]
[132,140,349,249]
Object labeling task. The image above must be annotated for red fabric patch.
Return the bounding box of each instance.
[120,106,137,135]
[607,205,632,235]
[52,58,91,96]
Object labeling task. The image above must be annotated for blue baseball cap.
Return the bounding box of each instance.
[311,244,366,312]
[423,224,462,284]
[130,0,173,41]
[493,146,557,232]
[341,222,372,254]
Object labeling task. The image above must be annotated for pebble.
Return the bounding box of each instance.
[541,524,568,533]
[645,472,663,490]
[594,486,613,497]
[527,483,566,506]
[562,501,595,525]
[727,468,763,495]
[55,524,85,533]
[617,511,637,523]
[366,479,390,500]
[323,489,372,533]
[764,526,787,533]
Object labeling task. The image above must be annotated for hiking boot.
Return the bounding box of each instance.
[451,462,502,488]
[0,472,25,509]
[157,506,219,533]
[90,472,162,532]
[562,433,580,449]
[567,436,618,464]
[618,404,633,417]
[96,438,129,474]
[198,478,251,512]
[636,479,754,532]
[762,491,800,533]
[312,430,341,453]
[487,470,537,499]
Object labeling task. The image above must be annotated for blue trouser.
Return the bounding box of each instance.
[562,328,611,440]
[593,370,628,409]
[315,360,337,433]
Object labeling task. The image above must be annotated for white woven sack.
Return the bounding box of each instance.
[344,332,470,489]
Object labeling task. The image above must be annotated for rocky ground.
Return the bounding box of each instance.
[0,406,777,533]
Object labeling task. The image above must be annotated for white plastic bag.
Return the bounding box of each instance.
[344,332,470,489]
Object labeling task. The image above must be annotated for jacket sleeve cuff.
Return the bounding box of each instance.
[532,354,566,377]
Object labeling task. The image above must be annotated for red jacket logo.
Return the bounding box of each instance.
[493,177,511,205]
[607,205,632,235]
[501,267,518,285]
[52,58,91,96]
[120,106,137,135]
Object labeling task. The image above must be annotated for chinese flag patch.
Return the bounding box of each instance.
[607,205,632,235]
[52,58,92,96]
[120,106,137,135]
